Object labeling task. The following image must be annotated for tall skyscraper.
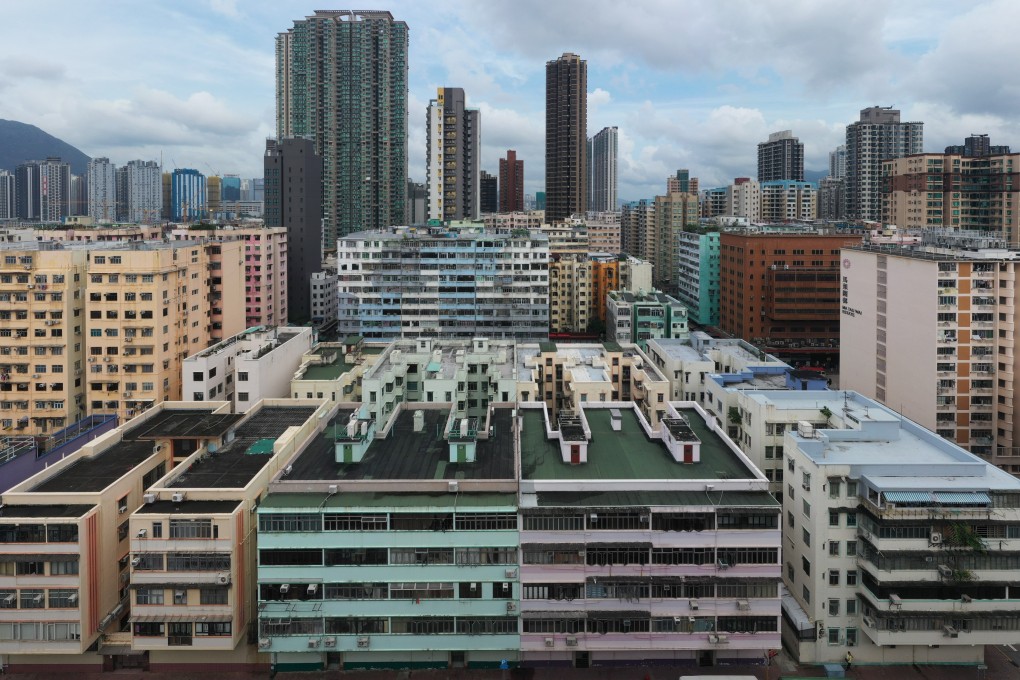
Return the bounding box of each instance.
[221,175,242,201]
[16,158,71,222]
[845,106,923,221]
[265,138,322,324]
[479,171,497,214]
[587,125,618,212]
[757,130,804,182]
[828,144,846,179]
[88,157,117,222]
[545,52,587,223]
[170,169,206,221]
[276,10,408,247]
[426,87,480,222]
[499,149,524,213]
[122,160,163,224]
[0,171,13,219]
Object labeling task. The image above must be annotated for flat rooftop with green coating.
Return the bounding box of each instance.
[520,407,757,481]
[300,357,354,381]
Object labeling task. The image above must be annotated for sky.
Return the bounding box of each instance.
[1,0,1019,202]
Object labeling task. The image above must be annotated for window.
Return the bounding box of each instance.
[200,588,228,605]
[48,589,78,608]
[846,570,858,586]
[802,499,811,517]
[802,528,811,546]
[846,599,858,616]
[828,627,841,645]
[802,585,811,604]
[136,588,164,605]
[801,556,810,576]
[846,627,858,647]
[829,511,840,527]
[828,599,840,616]
[238,372,248,381]
[846,540,857,557]
[173,589,188,605]
[828,569,840,586]
[195,621,231,636]
[168,622,192,646]
[829,541,840,557]
[846,481,858,497]
[846,512,857,528]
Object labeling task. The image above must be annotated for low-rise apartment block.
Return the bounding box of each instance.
[183,326,314,412]
[291,337,384,406]
[606,290,689,349]
[548,254,651,336]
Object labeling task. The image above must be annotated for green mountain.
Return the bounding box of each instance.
[0,119,90,175]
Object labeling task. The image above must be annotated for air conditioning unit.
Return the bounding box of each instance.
[31,374,39,379]
[930,532,943,545]
[356,636,370,648]
[3,594,15,605]
[307,638,320,648]
[216,573,230,585]
[45,320,54,326]
[125,338,133,343]
[131,557,141,567]
[124,392,132,398]
[863,616,875,628]
[943,625,958,638]
[26,284,33,290]
[506,602,517,613]
[136,529,147,538]
[505,569,517,579]
[737,599,750,611]
[279,584,290,594]
[323,636,336,648]
[961,594,973,603]
[88,357,96,363]
[565,636,578,647]
[171,492,186,503]
[306,583,318,595]
[689,599,699,611]
[544,637,554,648]
[938,564,953,578]
[67,593,77,604]
[143,493,156,504]
[103,356,111,362]
[258,638,271,649]
[717,560,730,570]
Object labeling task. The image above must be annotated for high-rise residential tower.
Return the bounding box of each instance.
[122,160,163,224]
[587,125,618,212]
[667,168,698,196]
[479,171,497,214]
[498,149,524,213]
[265,137,322,325]
[845,106,923,221]
[16,158,71,222]
[0,171,13,219]
[828,144,846,179]
[757,130,804,182]
[276,10,408,247]
[88,157,117,222]
[545,52,587,223]
[426,87,480,221]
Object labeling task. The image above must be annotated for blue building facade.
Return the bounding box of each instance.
[171,168,206,221]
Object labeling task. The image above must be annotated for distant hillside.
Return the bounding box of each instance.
[0,120,90,175]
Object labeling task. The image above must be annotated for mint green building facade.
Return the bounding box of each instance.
[675,229,720,327]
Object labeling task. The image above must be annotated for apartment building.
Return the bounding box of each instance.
[517,400,780,667]
[675,229,721,326]
[763,390,1020,665]
[620,199,655,263]
[358,338,517,428]
[584,211,621,254]
[0,244,87,436]
[516,342,669,429]
[427,87,480,222]
[84,241,244,424]
[758,131,804,182]
[290,339,381,406]
[310,272,337,326]
[882,150,1020,242]
[257,402,520,671]
[335,226,549,341]
[652,192,700,293]
[541,223,589,256]
[39,226,163,243]
[845,106,923,222]
[719,230,863,369]
[182,326,314,412]
[482,211,544,232]
[840,232,1020,471]
[606,290,689,350]
[760,181,817,223]
[548,254,651,336]
[170,226,289,328]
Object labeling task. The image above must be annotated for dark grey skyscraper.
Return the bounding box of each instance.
[757,130,804,182]
[276,10,408,247]
[480,171,497,214]
[545,52,587,223]
[426,87,480,221]
[265,138,322,325]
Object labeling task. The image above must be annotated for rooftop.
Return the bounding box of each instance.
[168,406,316,488]
[300,357,354,381]
[646,338,705,362]
[261,491,515,511]
[287,408,516,481]
[534,489,778,508]
[124,411,243,440]
[0,504,95,519]
[31,440,156,494]
[369,340,516,381]
[134,499,241,515]
[521,407,756,481]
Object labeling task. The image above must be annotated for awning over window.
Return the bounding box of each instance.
[883,491,933,504]
[933,491,991,505]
